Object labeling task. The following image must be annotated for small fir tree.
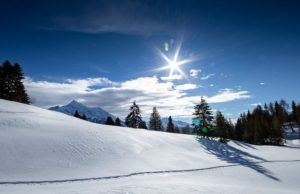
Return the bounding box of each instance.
[149,106,163,131]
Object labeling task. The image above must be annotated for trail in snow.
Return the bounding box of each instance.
[1,160,299,185]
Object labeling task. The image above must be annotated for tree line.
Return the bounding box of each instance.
[192,97,300,145]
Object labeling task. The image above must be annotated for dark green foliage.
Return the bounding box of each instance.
[81,114,87,120]
[125,101,145,129]
[174,125,180,133]
[193,96,213,137]
[138,121,148,129]
[166,116,176,133]
[149,106,163,131]
[235,113,246,141]
[233,100,300,145]
[214,111,234,140]
[115,117,121,126]
[74,110,81,118]
[73,110,87,120]
[105,116,115,125]
[0,60,30,104]
[290,101,300,126]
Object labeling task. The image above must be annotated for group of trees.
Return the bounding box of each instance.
[124,101,180,133]
[193,97,300,145]
[0,60,30,104]
[105,116,122,126]
[235,100,300,145]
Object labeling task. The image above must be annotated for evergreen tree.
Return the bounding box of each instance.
[166,116,175,133]
[174,125,180,133]
[105,116,115,125]
[81,114,87,120]
[236,102,283,145]
[138,121,148,129]
[193,96,213,137]
[74,110,81,119]
[149,106,163,131]
[214,111,234,140]
[290,101,300,126]
[0,60,30,104]
[125,101,143,128]
[115,117,121,126]
[235,113,246,141]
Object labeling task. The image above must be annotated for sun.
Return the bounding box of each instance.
[154,41,195,79]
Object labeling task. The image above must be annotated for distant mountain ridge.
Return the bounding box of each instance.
[161,117,190,132]
[49,100,115,124]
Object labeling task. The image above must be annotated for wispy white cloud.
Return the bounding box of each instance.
[189,69,201,78]
[206,88,251,103]
[25,77,251,119]
[175,84,197,91]
[201,73,215,80]
[259,82,265,85]
[160,74,183,81]
[250,102,262,106]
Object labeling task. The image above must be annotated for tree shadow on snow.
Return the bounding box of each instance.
[232,141,257,150]
[196,137,280,181]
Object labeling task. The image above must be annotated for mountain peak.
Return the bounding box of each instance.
[68,100,83,106]
[49,101,115,124]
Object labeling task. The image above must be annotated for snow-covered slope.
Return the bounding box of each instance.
[1,99,300,194]
[49,100,115,123]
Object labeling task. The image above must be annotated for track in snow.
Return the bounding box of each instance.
[1,160,299,185]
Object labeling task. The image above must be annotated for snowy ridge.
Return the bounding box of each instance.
[49,100,115,123]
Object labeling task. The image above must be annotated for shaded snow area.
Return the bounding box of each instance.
[0,99,300,194]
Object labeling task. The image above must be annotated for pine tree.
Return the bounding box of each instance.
[0,60,30,104]
[81,114,87,120]
[166,116,175,133]
[105,116,115,125]
[214,111,234,140]
[193,96,213,137]
[125,101,143,128]
[235,113,246,141]
[149,106,163,131]
[290,101,300,126]
[115,117,121,126]
[74,110,81,119]
[138,121,148,129]
[174,125,180,133]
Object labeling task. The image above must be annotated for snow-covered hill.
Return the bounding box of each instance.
[49,100,115,123]
[0,99,300,194]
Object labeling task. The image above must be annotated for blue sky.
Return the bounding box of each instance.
[0,0,299,121]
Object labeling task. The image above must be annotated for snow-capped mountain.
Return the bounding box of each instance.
[49,100,115,123]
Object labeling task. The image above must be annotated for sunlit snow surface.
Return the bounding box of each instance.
[0,99,299,194]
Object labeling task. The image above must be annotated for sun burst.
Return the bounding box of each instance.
[154,41,195,79]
